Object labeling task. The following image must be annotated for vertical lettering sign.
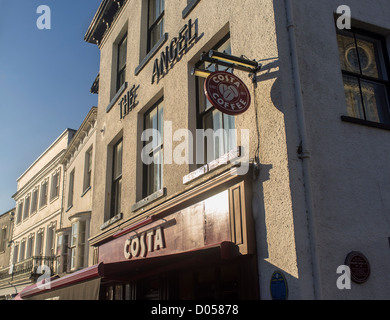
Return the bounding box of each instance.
[152,19,199,84]
[123,227,165,260]
[204,71,251,115]
[119,84,140,119]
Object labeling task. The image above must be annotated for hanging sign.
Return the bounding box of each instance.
[204,71,251,116]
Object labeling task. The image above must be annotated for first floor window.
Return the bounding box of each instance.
[195,35,237,163]
[46,225,56,257]
[70,220,87,271]
[19,240,26,262]
[56,232,69,274]
[111,139,123,218]
[35,230,44,257]
[12,244,19,264]
[337,29,390,124]
[143,99,164,198]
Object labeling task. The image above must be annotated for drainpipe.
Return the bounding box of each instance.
[284,0,322,300]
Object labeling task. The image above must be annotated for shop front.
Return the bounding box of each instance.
[96,167,259,300]
[17,167,259,300]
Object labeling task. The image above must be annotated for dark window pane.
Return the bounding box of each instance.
[361,79,390,124]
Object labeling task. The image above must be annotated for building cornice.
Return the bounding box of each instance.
[61,107,97,167]
[16,129,76,185]
[84,0,128,46]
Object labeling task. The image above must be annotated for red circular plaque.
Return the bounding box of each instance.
[204,71,251,116]
[345,251,370,284]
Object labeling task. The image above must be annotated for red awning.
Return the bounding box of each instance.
[19,263,104,300]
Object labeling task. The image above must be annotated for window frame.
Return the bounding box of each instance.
[40,179,48,208]
[147,0,165,53]
[50,170,60,201]
[70,220,87,271]
[110,139,123,218]
[31,187,39,215]
[83,147,93,193]
[337,28,390,127]
[23,194,31,220]
[16,201,23,224]
[67,169,75,209]
[116,34,127,92]
[0,227,7,252]
[143,98,164,198]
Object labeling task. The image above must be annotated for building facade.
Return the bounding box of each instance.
[15,0,390,300]
[0,209,15,299]
[57,107,97,275]
[9,129,76,296]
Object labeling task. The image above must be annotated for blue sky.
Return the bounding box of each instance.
[0,0,102,213]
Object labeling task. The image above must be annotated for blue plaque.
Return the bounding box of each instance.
[270,271,288,300]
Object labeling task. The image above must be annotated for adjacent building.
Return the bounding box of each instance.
[12,0,390,300]
[9,129,76,296]
[0,208,15,300]
[57,107,97,275]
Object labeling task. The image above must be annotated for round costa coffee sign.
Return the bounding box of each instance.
[204,71,251,116]
[345,251,370,284]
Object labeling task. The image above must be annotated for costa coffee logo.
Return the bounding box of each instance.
[124,227,165,260]
[204,71,251,116]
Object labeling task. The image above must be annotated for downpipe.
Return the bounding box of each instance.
[285,0,322,300]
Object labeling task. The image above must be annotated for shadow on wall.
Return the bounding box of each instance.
[249,0,318,299]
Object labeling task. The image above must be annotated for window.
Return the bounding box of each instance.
[19,240,26,262]
[337,29,390,125]
[148,0,165,52]
[0,228,7,252]
[195,36,237,163]
[40,180,48,208]
[70,220,87,270]
[84,147,93,193]
[16,201,23,224]
[46,225,56,257]
[23,195,30,220]
[111,139,123,218]
[35,230,44,257]
[12,244,19,264]
[56,232,69,274]
[50,170,60,201]
[143,99,164,198]
[68,169,75,209]
[26,235,34,259]
[31,187,39,214]
[117,35,127,92]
